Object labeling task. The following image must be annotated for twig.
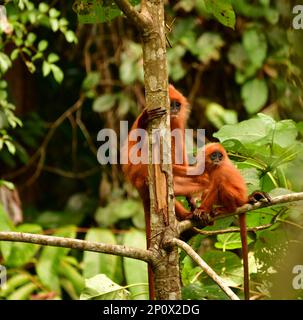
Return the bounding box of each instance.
[42,166,99,179]
[0,231,154,263]
[193,223,274,236]
[178,192,303,235]
[4,96,85,181]
[166,238,240,300]
[114,0,151,31]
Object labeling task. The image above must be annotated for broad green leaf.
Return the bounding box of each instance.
[215,232,254,250]
[93,94,116,113]
[205,0,236,29]
[202,250,243,286]
[195,32,224,64]
[83,229,119,281]
[95,199,142,227]
[182,283,229,300]
[243,29,267,69]
[241,79,268,114]
[123,229,148,300]
[80,274,129,300]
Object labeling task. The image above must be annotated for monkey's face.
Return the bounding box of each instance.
[209,151,223,165]
[170,99,182,117]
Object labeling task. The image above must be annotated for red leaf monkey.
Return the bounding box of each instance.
[122,84,203,223]
[121,85,207,299]
[194,143,250,299]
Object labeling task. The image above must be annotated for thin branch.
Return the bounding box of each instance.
[114,0,151,31]
[193,223,273,236]
[42,166,100,179]
[0,232,154,263]
[178,192,303,235]
[166,238,240,300]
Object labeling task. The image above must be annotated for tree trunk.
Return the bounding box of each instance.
[140,0,182,300]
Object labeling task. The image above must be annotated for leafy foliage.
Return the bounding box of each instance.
[0,0,303,301]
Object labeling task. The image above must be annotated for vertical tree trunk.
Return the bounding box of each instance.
[140,1,181,300]
[115,0,182,299]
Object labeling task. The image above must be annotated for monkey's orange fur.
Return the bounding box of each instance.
[196,143,250,300]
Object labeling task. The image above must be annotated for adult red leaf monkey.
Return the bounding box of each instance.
[194,143,250,300]
[122,85,205,299]
[122,84,200,222]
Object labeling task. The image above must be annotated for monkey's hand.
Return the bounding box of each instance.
[186,196,197,211]
[192,207,214,226]
[248,191,271,205]
[138,107,167,129]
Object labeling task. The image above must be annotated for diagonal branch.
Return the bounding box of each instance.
[0,231,154,263]
[178,192,303,235]
[166,238,240,300]
[114,0,151,31]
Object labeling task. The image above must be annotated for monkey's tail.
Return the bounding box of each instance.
[239,213,250,300]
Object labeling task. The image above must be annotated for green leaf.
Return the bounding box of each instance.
[75,0,142,24]
[195,32,224,64]
[123,229,148,300]
[42,61,51,77]
[38,40,48,52]
[241,79,268,114]
[202,250,243,287]
[82,72,101,91]
[38,2,49,13]
[36,226,76,293]
[215,232,254,250]
[92,94,116,113]
[205,0,236,29]
[25,32,36,46]
[58,259,84,296]
[1,224,42,268]
[65,30,77,43]
[206,102,238,129]
[80,274,129,300]
[0,274,31,298]
[83,229,119,281]
[95,199,142,227]
[7,283,37,300]
[50,65,64,83]
[10,49,19,61]
[47,53,60,63]
[0,53,12,73]
[49,8,61,18]
[243,29,267,69]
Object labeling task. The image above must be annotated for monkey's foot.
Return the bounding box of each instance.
[192,208,214,226]
[248,191,272,205]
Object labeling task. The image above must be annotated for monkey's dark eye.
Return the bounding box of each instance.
[210,151,223,161]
